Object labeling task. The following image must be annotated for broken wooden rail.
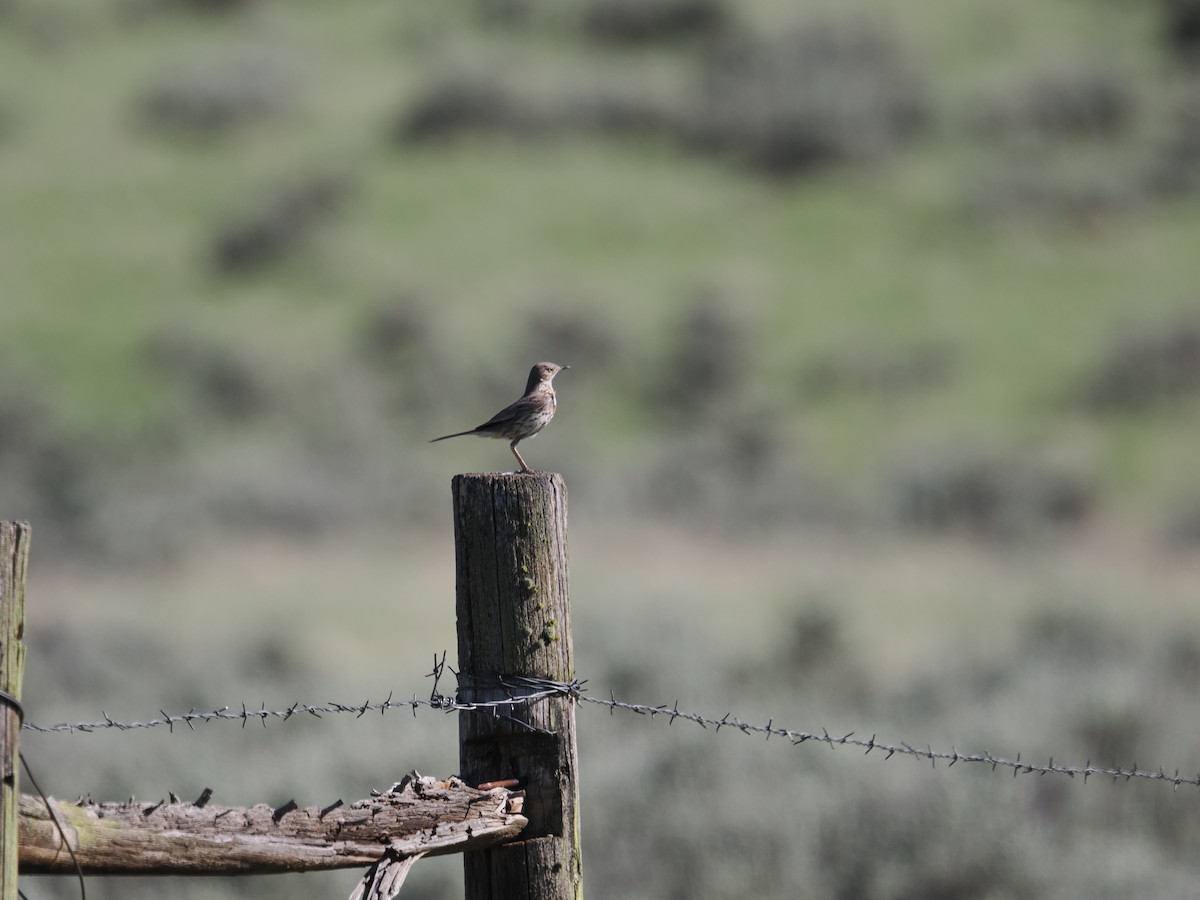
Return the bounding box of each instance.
[20,773,525,887]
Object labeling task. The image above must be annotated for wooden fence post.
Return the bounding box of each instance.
[452,473,582,900]
[0,522,30,900]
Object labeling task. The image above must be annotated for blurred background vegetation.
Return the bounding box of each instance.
[5,0,1200,896]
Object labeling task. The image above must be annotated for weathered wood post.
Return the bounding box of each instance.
[452,473,582,900]
[0,522,30,900]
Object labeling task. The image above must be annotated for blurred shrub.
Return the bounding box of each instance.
[1073,704,1146,768]
[1144,84,1200,197]
[520,302,621,373]
[970,61,1137,142]
[119,0,259,20]
[884,440,1094,538]
[647,292,748,422]
[1163,631,1200,681]
[553,83,683,140]
[579,0,728,45]
[634,295,846,525]
[0,96,17,146]
[0,371,98,547]
[396,20,928,171]
[641,407,837,529]
[817,782,1030,900]
[360,296,430,368]
[1162,491,1200,546]
[689,20,929,176]
[210,170,349,273]
[1161,0,1200,62]
[1078,314,1200,411]
[471,0,536,27]
[357,295,443,418]
[186,442,374,537]
[962,58,1147,224]
[799,337,956,400]
[177,0,256,11]
[396,67,679,145]
[138,45,299,137]
[145,326,267,419]
[780,604,844,674]
[397,71,547,143]
[1016,610,1125,662]
[965,163,1131,226]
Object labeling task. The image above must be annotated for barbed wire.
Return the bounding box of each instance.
[21,656,1200,791]
[577,693,1200,791]
[20,654,564,735]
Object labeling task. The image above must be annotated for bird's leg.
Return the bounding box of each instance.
[510,441,534,474]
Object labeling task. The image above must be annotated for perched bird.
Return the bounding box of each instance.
[430,362,569,474]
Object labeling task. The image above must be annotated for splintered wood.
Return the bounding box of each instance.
[19,773,526,876]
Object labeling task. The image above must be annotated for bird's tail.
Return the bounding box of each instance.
[429,430,476,443]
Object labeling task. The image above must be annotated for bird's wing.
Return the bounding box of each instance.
[474,395,532,429]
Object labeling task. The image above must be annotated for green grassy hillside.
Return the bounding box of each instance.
[5,0,1200,540]
[7,1,1200,897]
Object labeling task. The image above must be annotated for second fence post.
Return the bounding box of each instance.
[0,522,30,900]
[452,473,582,900]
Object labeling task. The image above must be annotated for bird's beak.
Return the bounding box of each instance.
[562,365,571,370]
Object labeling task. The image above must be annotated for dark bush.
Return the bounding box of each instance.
[1079,315,1200,411]
[0,97,16,146]
[1163,492,1200,546]
[1073,706,1146,767]
[690,20,929,175]
[358,296,443,418]
[0,372,97,541]
[1163,631,1200,680]
[885,441,1094,537]
[970,62,1137,142]
[0,375,47,460]
[145,327,267,419]
[780,605,844,674]
[1017,610,1124,661]
[397,73,546,143]
[1144,85,1200,197]
[31,441,93,525]
[1162,0,1200,62]
[119,0,258,19]
[399,21,928,172]
[555,84,682,140]
[640,407,835,528]
[580,0,728,45]
[210,171,349,273]
[965,164,1131,225]
[396,68,679,145]
[138,47,298,136]
[818,783,1029,900]
[471,0,536,27]
[360,295,430,369]
[799,338,956,399]
[649,293,748,421]
[521,304,621,373]
[177,0,255,11]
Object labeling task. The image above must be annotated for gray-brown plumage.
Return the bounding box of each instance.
[430,362,569,473]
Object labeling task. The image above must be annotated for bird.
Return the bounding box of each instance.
[430,362,569,474]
